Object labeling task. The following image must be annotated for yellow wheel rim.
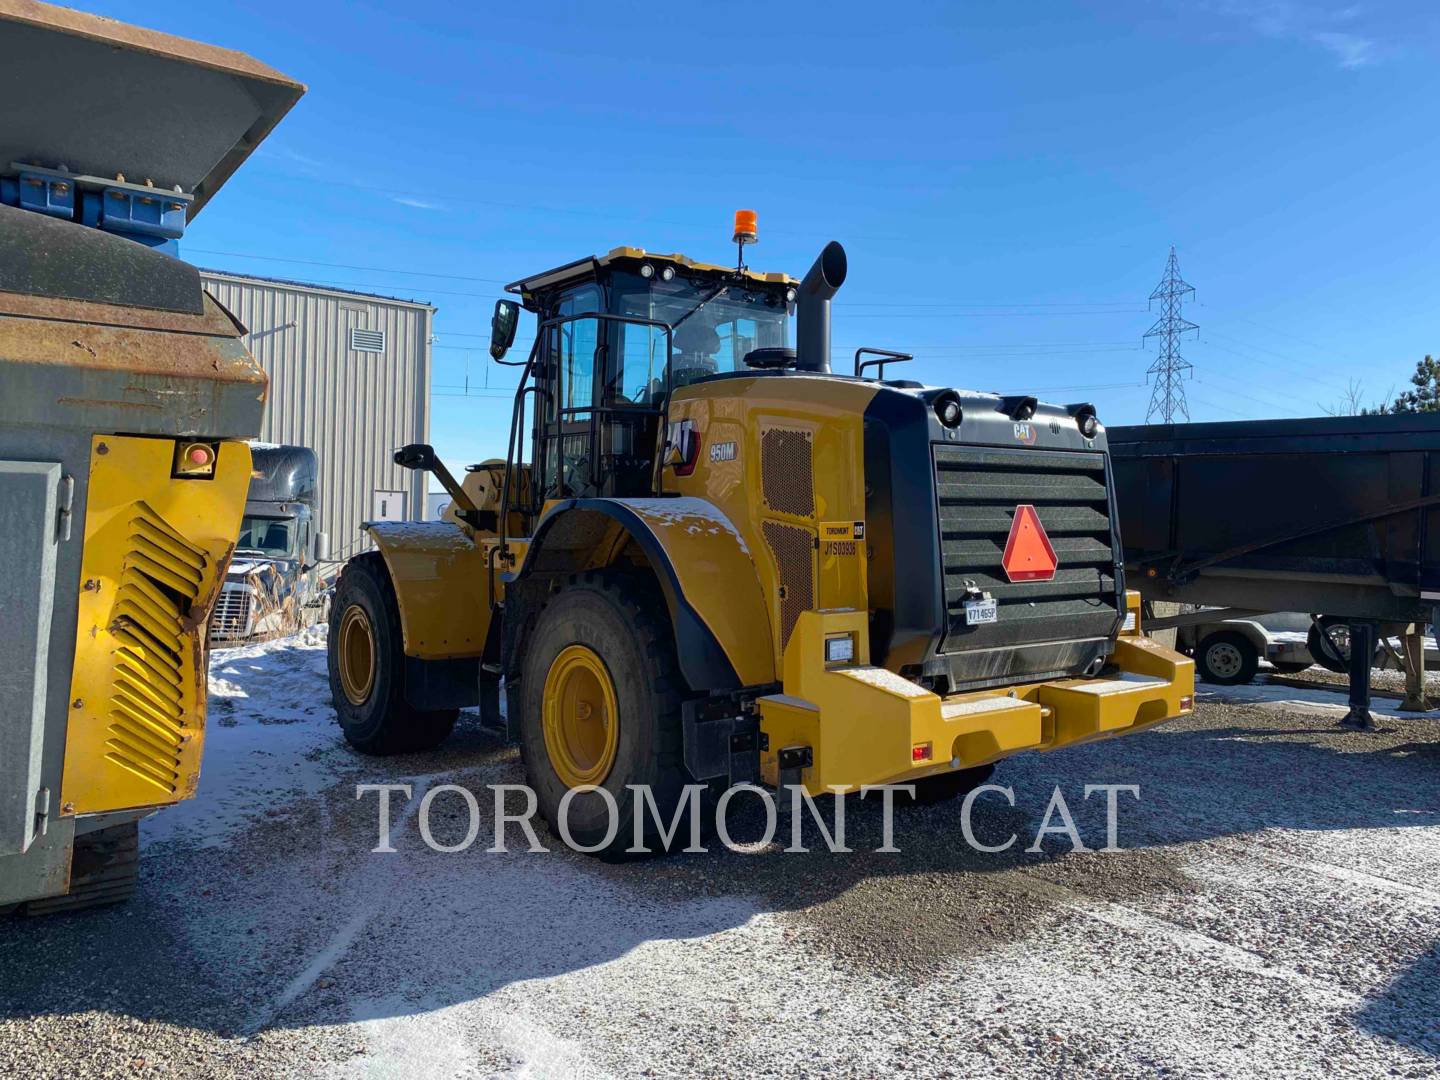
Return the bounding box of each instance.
[337,605,376,706]
[542,644,619,788]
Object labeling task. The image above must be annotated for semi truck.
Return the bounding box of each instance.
[0,1,302,911]
[326,217,1195,854]
[211,444,330,644]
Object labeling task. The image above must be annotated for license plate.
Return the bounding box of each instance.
[964,598,998,625]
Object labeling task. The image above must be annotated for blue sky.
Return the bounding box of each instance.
[89,0,1440,470]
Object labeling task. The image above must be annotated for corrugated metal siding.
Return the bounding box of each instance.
[199,272,433,561]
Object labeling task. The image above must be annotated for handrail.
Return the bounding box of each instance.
[854,347,914,380]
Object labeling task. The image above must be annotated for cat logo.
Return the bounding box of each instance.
[1013,422,1038,445]
[708,440,738,464]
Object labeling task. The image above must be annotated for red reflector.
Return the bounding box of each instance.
[1001,504,1058,583]
[1180,695,1194,711]
[189,446,211,465]
[912,742,932,762]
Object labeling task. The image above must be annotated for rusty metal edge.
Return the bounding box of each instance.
[0,288,244,338]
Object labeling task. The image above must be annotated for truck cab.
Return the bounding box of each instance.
[212,445,329,643]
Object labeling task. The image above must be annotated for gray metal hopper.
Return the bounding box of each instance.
[0,2,304,912]
[0,0,305,227]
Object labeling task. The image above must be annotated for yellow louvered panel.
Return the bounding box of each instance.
[62,436,252,816]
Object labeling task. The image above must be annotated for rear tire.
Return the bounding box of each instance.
[22,821,139,916]
[328,552,457,755]
[519,573,699,856]
[1197,630,1260,685]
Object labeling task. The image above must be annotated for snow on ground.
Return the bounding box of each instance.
[1,637,1437,1079]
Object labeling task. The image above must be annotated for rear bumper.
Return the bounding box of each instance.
[757,610,1194,794]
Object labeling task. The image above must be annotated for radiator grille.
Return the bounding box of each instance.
[760,428,815,518]
[209,586,252,642]
[105,502,207,796]
[762,520,815,654]
[934,445,1118,655]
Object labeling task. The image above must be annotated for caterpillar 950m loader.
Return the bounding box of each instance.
[0,1,302,911]
[327,215,1194,852]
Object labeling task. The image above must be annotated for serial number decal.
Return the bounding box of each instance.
[708,440,738,463]
[823,540,858,557]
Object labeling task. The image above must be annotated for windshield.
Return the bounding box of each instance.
[611,273,790,404]
[236,515,295,557]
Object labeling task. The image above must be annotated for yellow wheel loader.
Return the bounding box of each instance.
[0,2,302,911]
[328,218,1194,853]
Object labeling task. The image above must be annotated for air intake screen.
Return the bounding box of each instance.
[763,520,815,654]
[760,428,815,518]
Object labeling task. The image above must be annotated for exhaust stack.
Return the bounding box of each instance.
[795,241,847,373]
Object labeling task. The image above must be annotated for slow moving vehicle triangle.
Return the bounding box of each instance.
[1001,504,1058,582]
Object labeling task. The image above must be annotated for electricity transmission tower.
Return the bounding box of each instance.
[1144,246,1198,423]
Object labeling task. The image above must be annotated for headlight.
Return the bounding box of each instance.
[1075,405,1099,439]
[639,264,655,279]
[935,394,963,428]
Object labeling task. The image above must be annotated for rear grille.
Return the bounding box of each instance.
[934,444,1119,656]
[209,586,252,642]
[105,502,207,797]
[762,520,815,654]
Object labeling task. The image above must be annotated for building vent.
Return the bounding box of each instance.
[762,520,815,655]
[350,327,386,353]
[760,428,815,518]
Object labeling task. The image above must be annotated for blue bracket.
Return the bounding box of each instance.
[4,163,192,256]
[1,170,77,219]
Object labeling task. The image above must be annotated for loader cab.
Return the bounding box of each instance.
[500,249,794,507]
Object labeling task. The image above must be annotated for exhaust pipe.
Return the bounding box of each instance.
[795,241,847,374]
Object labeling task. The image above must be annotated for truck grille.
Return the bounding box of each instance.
[209,586,252,642]
[934,444,1119,660]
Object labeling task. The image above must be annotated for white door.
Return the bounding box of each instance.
[371,489,406,522]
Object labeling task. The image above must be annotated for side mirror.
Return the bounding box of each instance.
[311,531,330,564]
[490,299,520,360]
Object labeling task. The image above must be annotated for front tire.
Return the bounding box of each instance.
[328,552,457,754]
[1197,630,1259,685]
[519,573,697,856]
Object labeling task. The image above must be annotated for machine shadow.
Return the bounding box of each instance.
[0,710,1435,1056]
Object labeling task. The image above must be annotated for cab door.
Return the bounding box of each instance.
[537,285,603,498]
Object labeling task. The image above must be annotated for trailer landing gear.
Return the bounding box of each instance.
[1340,620,1377,731]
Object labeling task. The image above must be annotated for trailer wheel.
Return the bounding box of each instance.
[1308,618,1353,674]
[1196,631,1259,685]
[328,552,457,755]
[519,572,698,856]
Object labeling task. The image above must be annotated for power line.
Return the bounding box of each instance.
[1143,246,1198,423]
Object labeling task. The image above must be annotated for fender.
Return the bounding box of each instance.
[366,521,494,660]
[514,497,775,691]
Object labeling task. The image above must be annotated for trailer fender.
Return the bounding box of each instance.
[366,521,494,660]
[515,498,775,691]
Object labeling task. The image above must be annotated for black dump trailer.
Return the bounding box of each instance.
[1110,412,1440,726]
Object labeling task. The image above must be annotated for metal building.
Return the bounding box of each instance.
[199,271,435,562]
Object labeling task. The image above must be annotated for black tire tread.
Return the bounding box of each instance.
[518,571,695,855]
[329,552,457,755]
[22,821,139,916]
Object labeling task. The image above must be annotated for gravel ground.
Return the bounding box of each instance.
[1,635,1437,1079]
